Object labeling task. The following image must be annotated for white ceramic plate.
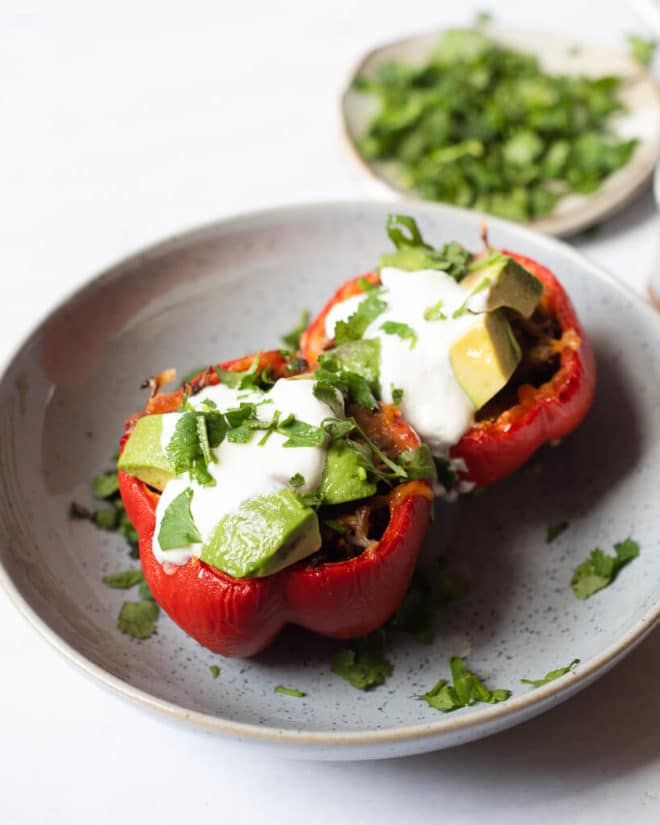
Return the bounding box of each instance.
[1,201,659,760]
[342,28,660,237]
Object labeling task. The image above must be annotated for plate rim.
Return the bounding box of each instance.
[1,199,660,754]
[340,26,660,238]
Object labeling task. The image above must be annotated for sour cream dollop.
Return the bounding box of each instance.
[324,267,485,455]
[152,377,339,566]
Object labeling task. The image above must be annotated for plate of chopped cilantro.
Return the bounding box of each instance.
[0,201,659,759]
[342,24,660,235]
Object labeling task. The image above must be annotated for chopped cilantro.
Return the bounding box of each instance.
[102,569,144,589]
[420,657,511,712]
[434,457,459,493]
[570,538,640,600]
[281,310,310,351]
[289,472,305,488]
[209,664,221,679]
[397,445,436,480]
[546,521,569,543]
[138,578,156,602]
[521,658,580,687]
[391,386,404,405]
[91,472,120,499]
[355,34,638,220]
[214,353,261,390]
[93,508,118,530]
[380,216,472,278]
[331,632,392,690]
[380,320,418,350]
[423,300,447,321]
[334,291,388,345]
[117,600,160,640]
[158,487,202,551]
[274,685,306,697]
[628,34,657,66]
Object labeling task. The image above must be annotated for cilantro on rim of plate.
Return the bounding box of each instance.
[570,538,640,600]
[521,658,580,688]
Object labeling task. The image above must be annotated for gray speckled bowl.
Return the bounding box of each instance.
[1,201,659,760]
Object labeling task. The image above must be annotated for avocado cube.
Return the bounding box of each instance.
[450,309,522,410]
[200,488,321,578]
[319,440,377,505]
[117,415,176,490]
[461,254,543,318]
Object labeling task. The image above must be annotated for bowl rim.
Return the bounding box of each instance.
[1,198,659,751]
[339,25,660,238]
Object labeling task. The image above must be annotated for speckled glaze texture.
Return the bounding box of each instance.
[0,201,659,760]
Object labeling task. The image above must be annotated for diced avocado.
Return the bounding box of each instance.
[330,339,381,389]
[450,309,521,409]
[117,415,176,490]
[200,488,321,578]
[319,440,377,505]
[461,254,543,318]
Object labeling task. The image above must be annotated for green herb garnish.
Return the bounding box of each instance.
[521,658,580,687]
[420,657,511,712]
[334,291,388,345]
[210,665,221,679]
[117,600,160,640]
[289,472,305,488]
[92,472,120,499]
[274,685,306,697]
[628,34,657,66]
[355,32,638,221]
[158,487,202,551]
[281,310,310,351]
[380,320,418,350]
[391,386,404,405]
[546,521,569,543]
[570,538,640,600]
[423,300,447,321]
[102,569,144,589]
[331,632,393,690]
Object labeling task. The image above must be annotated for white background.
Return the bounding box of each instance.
[1,1,660,822]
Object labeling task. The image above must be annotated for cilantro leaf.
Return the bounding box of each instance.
[117,600,160,640]
[209,664,221,679]
[279,418,326,448]
[158,487,202,551]
[92,472,120,499]
[214,353,261,390]
[334,291,388,345]
[570,538,639,599]
[355,34,639,220]
[423,300,447,321]
[421,657,510,712]
[385,213,432,249]
[289,473,305,488]
[397,445,437,480]
[274,685,306,697]
[380,320,418,350]
[628,34,657,66]
[521,658,580,687]
[546,521,569,542]
[391,386,404,405]
[331,632,392,690]
[281,310,310,351]
[102,569,144,589]
[93,508,118,530]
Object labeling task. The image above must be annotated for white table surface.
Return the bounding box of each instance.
[2,1,659,822]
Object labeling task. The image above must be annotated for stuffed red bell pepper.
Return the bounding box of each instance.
[300,215,595,488]
[117,351,433,657]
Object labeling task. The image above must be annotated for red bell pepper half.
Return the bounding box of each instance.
[300,253,596,487]
[118,351,432,657]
